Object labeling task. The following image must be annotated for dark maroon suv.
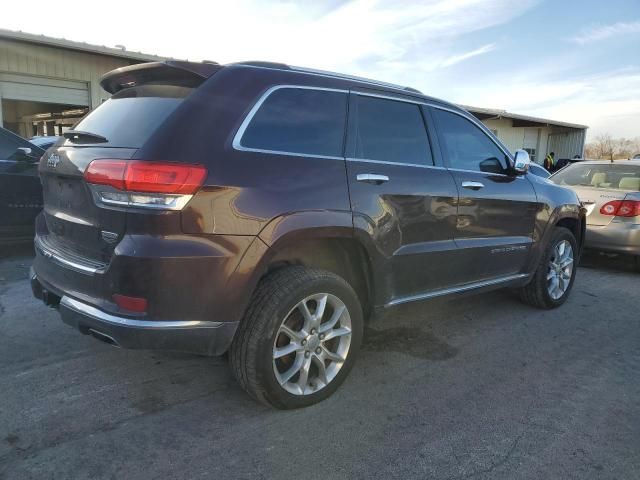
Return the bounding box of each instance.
[31,60,585,408]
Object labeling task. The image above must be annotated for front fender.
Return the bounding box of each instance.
[526,177,585,273]
[527,203,585,273]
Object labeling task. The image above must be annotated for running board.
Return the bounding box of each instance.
[385,273,529,308]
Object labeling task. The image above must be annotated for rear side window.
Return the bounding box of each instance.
[350,95,432,166]
[239,88,347,157]
[432,108,509,174]
[71,85,193,148]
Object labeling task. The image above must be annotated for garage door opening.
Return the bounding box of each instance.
[1,99,88,138]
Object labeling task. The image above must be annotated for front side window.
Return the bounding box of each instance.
[433,109,510,174]
[240,88,347,157]
[351,95,432,166]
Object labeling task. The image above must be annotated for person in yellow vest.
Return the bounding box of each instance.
[544,152,556,172]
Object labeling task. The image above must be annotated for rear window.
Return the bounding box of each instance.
[71,85,192,148]
[551,163,640,191]
[239,87,347,158]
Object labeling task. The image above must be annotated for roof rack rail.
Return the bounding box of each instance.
[290,65,423,94]
[236,61,291,69]
[234,61,423,95]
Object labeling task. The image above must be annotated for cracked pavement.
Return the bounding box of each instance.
[1,247,639,479]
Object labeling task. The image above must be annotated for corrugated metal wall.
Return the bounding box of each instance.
[481,117,586,162]
[0,39,135,108]
[547,130,586,159]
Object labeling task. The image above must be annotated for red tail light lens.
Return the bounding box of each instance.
[113,294,148,313]
[84,160,126,190]
[600,200,640,217]
[84,160,207,194]
[126,162,207,194]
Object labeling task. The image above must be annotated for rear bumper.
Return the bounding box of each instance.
[31,269,238,355]
[585,222,640,255]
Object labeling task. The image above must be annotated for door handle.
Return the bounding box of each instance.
[461,181,485,190]
[357,174,390,185]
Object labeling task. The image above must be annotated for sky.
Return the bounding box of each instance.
[3,0,639,139]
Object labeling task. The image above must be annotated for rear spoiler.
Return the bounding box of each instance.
[100,61,222,94]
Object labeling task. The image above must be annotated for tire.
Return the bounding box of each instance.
[518,227,578,309]
[229,266,363,409]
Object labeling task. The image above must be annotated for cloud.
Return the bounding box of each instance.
[440,43,496,67]
[1,0,536,75]
[451,68,640,139]
[569,21,640,45]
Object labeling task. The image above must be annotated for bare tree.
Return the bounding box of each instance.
[585,134,640,160]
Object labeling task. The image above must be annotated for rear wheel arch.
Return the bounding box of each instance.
[262,236,375,319]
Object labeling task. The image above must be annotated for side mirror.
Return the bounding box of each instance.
[513,149,531,174]
[17,147,32,156]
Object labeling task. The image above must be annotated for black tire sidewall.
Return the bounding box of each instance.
[257,273,363,409]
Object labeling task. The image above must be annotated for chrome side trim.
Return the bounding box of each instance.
[35,236,103,276]
[448,167,524,179]
[346,157,442,169]
[232,85,348,159]
[385,273,528,308]
[352,90,425,106]
[231,83,515,171]
[61,296,224,329]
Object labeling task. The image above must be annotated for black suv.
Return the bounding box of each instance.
[31,61,585,408]
[0,127,46,244]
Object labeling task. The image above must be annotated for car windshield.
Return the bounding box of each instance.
[551,163,640,190]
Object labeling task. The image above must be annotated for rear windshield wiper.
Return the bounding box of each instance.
[63,130,109,144]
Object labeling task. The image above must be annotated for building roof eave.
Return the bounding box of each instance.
[461,104,588,130]
[0,28,171,62]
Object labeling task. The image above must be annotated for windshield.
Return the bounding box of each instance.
[551,163,640,190]
[70,85,193,148]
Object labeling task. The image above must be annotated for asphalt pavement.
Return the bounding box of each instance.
[1,247,638,479]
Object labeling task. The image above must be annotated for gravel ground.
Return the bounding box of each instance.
[0,247,638,479]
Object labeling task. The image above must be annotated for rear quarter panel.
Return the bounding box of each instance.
[136,66,353,237]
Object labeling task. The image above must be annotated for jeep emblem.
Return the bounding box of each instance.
[47,154,61,168]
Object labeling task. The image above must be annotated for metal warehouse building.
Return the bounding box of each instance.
[0,29,163,138]
[0,29,587,163]
[467,106,588,164]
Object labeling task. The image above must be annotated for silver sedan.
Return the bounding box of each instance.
[550,160,640,269]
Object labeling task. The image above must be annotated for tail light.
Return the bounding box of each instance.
[84,160,207,210]
[599,200,640,217]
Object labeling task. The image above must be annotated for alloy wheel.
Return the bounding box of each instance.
[272,293,352,396]
[547,240,574,300]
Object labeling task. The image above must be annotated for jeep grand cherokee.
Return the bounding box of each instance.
[30,60,586,409]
